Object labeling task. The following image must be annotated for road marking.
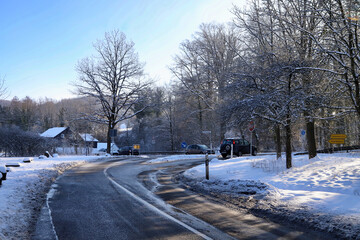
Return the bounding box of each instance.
[104,163,213,240]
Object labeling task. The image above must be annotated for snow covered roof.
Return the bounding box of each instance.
[79,134,98,142]
[40,127,68,138]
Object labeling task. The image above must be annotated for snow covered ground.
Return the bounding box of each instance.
[1,153,360,239]
[178,153,360,239]
[0,155,106,240]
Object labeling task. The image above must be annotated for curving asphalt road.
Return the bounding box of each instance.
[33,156,334,240]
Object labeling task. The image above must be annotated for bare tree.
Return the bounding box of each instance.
[74,30,151,153]
[309,1,360,117]
[0,77,7,98]
[171,23,240,141]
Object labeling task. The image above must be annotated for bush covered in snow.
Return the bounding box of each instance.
[0,126,56,157]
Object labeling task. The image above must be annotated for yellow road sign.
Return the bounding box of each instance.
[330,134,347,139]
[133,144,140,150]
[329,139,345,144]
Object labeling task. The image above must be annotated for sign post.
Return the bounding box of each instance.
[300,130,306,151]
[202,131,212,152]
[301,130,306,136]
[329,134,346,144]
[329,134,347,153]
[205,153,209,180]
[109,129,117,155]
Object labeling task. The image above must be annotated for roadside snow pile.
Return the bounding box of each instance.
[0,155,104,240]
[182,153,360,239]
[148,154,208,163]
[183,178,271,197]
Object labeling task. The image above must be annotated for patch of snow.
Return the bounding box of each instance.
[95,142,119,154]
[40,127,67,138]
[79,133,98,142]
[181,153,360,239]
[148,154,211,163]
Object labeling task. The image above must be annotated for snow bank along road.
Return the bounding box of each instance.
[33,156,333,239]
[0,156,101,240]
[182,153,360,239]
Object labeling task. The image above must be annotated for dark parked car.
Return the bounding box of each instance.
[185,144,215,154]
[220,138,257,158]
[118,146,139,155]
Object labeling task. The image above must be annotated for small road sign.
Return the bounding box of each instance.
[181,142,187,148]
[249,121,255,132]
[329,139,345,144]
[330,134,347,139]
[133,144,140,150]
[329,134,346,145]
[301,130,306,136]
[109,129,117,137]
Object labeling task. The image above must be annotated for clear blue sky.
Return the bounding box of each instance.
[0,0,244,101]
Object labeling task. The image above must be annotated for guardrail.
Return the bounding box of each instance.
[139,151,186,155]
[294,145,360,155]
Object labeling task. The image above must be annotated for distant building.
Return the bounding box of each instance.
[41,127,102,155]
[40,127,72,140]
[79,133,98,148]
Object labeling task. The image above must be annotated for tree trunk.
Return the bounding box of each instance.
[285,116,292,169]
[107,120,112,154]
[358,122,360,146]
[198,97,203,132]
[220,120,226,141]
[169,104,174,151]
[286,73,293,169]
[306,119,317,159]
[275,124,281,159]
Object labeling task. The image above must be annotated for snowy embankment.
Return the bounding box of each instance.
[0,155,105,240]
[178,153,360,239]
[147,154,207,163]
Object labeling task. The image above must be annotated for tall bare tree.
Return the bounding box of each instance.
[75,30,150,153]
[310,1,360,116]
[171,23,240,141]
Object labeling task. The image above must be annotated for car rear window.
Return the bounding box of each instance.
[223,139,243,144]
[223,139,240,144]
